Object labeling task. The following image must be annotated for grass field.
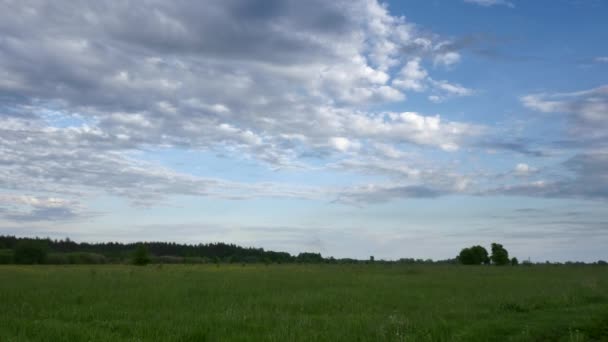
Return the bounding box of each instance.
[1,264,607,341]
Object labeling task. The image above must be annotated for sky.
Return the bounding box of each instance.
[0,0,607,262]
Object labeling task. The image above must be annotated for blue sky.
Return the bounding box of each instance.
[0,0,607,261]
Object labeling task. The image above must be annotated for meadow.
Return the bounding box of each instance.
[0,264,607,341]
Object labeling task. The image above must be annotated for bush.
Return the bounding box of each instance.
[490,243,510,266]
[458,245,489,265]
[132,244,150,266]
[70,252,107,264]
[46,253,69,264]
[153,255,184,264]
[46,252,107,264]
[183,256,207,264]
[296,252,323,263]
[14,240,48,264]
[0,249,13,264]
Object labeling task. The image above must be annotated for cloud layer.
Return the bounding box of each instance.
[0,0,606,228]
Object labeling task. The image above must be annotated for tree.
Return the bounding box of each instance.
[296,252,323,263]
[511,257,519,266]
[458,245,489,265]
[132,244,150,266]
[14,239,48,264]
[490,243,509,266]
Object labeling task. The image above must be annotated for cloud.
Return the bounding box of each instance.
[335,184,444,205]
[0,0,477,163]
[479,139,548,157]
[428,79,474,102]
[393,58,428,91]
[513,163,537,176]
[328,137,360,152]
[521,86,608,140]
[463,0,514,8]
[392,60,474,102]
[433,52,461,67]
[0,195,85,222]
[486,152,608,200]
[0,116,335,206]
[595,57,608,63]
[0,110,485,208]
[0,0,549,213]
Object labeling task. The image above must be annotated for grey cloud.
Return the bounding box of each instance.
[335,184,444,205]
[4,207,81,222]
[594,57,608,64]
[0,0,479,159]
[432,32,545,63]
[551,136,608,150]
[0,116,330,205]
[521,86,608,141]
[463,0,514,8]
[479,139,548,157]
[3,114,471,206]
[469,222,608,241]
[0,194,88,222]
[1,0,560,212]
[485,152,608,200]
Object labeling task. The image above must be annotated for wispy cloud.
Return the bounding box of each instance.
[463,0,515,8]
[521,85,608,140]
[595,57,608,63]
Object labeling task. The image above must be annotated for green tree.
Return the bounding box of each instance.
[511,257,519,266]
[14,239,48,264]
[490,243,509,266]
[296,252,323,263]
[458,245,489,265]
[132,244,150,266]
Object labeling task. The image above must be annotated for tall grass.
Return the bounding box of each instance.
[0,264,607,341]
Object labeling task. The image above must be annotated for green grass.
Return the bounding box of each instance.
[1,264,607,341]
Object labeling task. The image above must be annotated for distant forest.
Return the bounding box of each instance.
[0,235,605,265]
[0,235,459,265]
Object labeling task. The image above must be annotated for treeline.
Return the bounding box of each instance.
[457,242,607,266]
[1,236,605,266]
[0,235,461,265]
[0,236,293,264]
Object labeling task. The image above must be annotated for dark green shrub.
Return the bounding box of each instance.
[458,245,490,265]
[183,257,206,264]
[69,252,107,264]
[296,252,323,263]
[46,253,69,264]
[153,255,184,264]
[0,249,13,264]
[46,252,107,264]
[490,243,510,266]
[132,244,150,266]
[14,240,48,264]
